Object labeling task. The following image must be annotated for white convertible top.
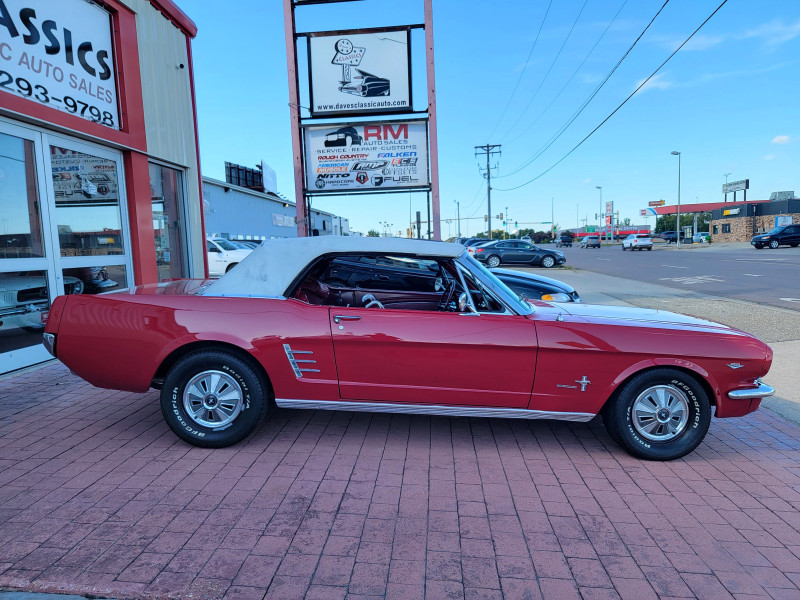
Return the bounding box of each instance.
[202,236,465,298]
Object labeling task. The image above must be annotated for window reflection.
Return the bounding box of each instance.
[0,133,45,258]
[51,146,124,257]
[0,270,51,353]
[150,163,186,280]
[63,265,127,294]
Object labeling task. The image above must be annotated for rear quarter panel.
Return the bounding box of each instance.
[55,294,337,400]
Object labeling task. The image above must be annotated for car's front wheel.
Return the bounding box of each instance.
[769,239,780,249]
[603,368,711,460]
[487,255,501,268]
[160,350,271,448]
[540,256,555,268]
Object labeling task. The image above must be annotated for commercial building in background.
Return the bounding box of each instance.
[709,194,799,242]
[203,177,350,240]
[1,0,203,373]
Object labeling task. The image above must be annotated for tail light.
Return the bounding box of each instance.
[475,248,484,253]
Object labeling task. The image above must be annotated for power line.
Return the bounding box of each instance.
[496,0,728,192]
[484,0,553,141]
[498,0,670,179]
[499,0,590,142]
[495,0,730,192]
[506,0,630,146]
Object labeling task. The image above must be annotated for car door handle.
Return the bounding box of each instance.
[333,315,361,323]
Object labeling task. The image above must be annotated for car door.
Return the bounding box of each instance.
[516,242,543,265]
[787,225,800,245]
[329,307,537,408]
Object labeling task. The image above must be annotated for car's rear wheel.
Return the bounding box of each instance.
[647,246,652,251]
[541,256,555,268]
[160,350,270,448]
[621,245,626,251]
[769,239,780,249]
[603,368,711,460]
[487,255,501,268]
[791,243,799,248]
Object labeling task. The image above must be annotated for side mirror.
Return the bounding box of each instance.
[458,292,469,312]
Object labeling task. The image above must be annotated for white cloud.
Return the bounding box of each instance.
[636,73,672,93]
[583,178,591,184]
[744,20,800,46]
[772,135,790,144]
[764,154,776,161]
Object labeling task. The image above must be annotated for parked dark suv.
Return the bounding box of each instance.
[555,235,573,247]
[751,224,800,249]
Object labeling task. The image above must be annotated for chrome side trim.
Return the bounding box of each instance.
[275,398,595,422]
[727,380,774,400]
[282,344,320,378]
[43,333,56,357]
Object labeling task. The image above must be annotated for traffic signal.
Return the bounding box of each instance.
[503,221,506,226]
[484,215,488,222]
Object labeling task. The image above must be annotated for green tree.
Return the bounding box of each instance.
[655,213,710,233]
[366,229,380,237]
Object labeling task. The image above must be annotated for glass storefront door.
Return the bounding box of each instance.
[0,123,56,372]
[0,119,132,374]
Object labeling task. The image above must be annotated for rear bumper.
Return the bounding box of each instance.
[727,380,774,400]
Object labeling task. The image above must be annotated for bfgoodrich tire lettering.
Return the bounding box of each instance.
[160,350,269,448]
[603,368,711,460]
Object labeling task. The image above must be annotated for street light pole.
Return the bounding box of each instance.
[455,199,461,237]
[671,151,681,248]
[723,172,731,202]
[551,197,554,241]
[596,186,602,239]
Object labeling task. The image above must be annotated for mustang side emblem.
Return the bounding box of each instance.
[726,363,744,369]
[575,376,591,392]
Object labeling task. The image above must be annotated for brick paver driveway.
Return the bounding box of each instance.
[2,363,800,600]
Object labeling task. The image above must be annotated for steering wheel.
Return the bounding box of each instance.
[437,280,458,312]
[361,293,385,309]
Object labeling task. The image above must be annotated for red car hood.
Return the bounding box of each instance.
[553,303,737,332]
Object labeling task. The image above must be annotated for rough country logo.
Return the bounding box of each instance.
[331,38,390,98]
[355,171,368,185]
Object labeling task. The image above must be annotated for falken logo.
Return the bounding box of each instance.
[351,161,388,171]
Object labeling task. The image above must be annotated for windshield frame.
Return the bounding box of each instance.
[457,252,534,315]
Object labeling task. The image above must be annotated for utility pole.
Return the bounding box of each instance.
[455,199,461,237]
[475,144,501,239]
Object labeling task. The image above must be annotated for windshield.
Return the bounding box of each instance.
[214,239,238,251]
[766,227,785,235]
[463,253,533,314]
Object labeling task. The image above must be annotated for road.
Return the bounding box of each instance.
[555,242,800,310]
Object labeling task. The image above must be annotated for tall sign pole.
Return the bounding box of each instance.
[424,0,441,240]
[283,0,308,236]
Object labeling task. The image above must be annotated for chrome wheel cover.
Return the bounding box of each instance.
[183,369,244,428]
[632,384,690,442]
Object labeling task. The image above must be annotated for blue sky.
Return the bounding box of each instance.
[185,0,799,237]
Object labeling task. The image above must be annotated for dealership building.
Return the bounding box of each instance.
[0,0,205,373]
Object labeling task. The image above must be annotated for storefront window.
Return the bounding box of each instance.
[51,145,124,257]
[0,270,51,354]
[150,163,186,280]
[0,133,44,258]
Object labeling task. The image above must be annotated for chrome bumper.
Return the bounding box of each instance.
[727,380,774,400]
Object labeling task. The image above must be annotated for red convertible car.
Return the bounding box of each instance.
[43,238,773,460]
